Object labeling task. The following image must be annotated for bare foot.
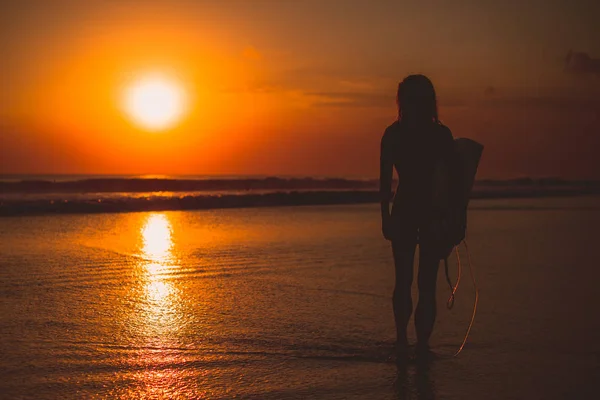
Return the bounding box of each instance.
[414,344,436,362]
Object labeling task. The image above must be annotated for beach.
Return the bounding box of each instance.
[0,197,598,399]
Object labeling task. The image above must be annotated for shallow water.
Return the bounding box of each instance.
[1,197,599,399]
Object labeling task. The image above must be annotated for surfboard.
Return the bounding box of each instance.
[429,137,484,257]
[454,138,484,207]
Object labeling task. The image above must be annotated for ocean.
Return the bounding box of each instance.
[2,175,599,217]
[0,197,599,399]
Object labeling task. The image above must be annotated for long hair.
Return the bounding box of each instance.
[396,74,439,123]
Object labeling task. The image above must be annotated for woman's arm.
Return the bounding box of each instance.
[380,131,393,240]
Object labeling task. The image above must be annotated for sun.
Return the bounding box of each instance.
[123,74,187,131]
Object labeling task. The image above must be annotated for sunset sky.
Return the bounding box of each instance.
[1,0,599,179]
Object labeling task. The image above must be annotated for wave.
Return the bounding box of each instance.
[0,190,378,216]
[0,177,378,194]
[1,187,599,216]
[2,176,599,194]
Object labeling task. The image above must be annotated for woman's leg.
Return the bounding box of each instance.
[391,240,416,350]
[415,247,441,349]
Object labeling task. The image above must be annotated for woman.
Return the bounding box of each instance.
[380,75,454,359]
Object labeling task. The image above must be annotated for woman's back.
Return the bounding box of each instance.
[381,120,453,216]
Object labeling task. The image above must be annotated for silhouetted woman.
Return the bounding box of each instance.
[380,75,453,358]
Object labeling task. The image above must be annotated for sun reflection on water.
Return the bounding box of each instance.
[130,213,187,395]
[137,213,180,329]
[142,214,173,263]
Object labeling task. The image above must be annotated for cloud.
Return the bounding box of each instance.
[564,51,600,76]
[481,95,600,111]
[338,80,376,91]
[306,91,393,108]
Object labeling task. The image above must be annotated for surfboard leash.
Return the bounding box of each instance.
[444,239,479,357]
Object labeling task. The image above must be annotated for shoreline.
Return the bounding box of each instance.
[1,187,599,217]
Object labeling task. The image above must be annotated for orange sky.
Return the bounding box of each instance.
[1,0,599,178]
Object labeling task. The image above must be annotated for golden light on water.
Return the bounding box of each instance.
[145,269,172,303]
[123,73,187,131]
[138,213,179,326]
[127,212,188,395]
[142,213,173,262]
